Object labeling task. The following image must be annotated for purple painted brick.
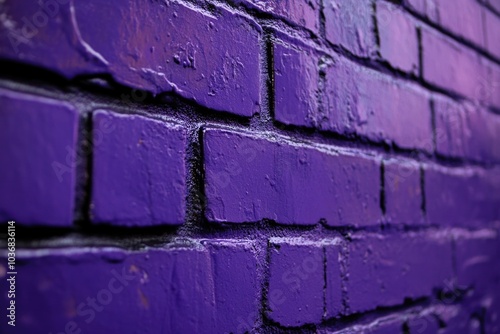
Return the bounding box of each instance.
[489,0,500,13]
[0,242,259,334]
[434,96,500,162]
[230,0,320,34]
[267,239,324,327]
[384,160,423,225]
[440,0,484,47]
[484,9,500,59]
[273,36,319,127]
[203,128,381,226]
[433,96,469,159]
[325,242,343,318]
[421,28,487,101]
[486,61,500,110]
[346,233,453,314]
[324,57,432,151]
[464,105,500,162]
[407,0,484,47]
[205,241,259,333]
[324,0,377,57]
[455,231,500,291]
[91,110,186,226]
[425,166,500,227]
[0,89,78,227]
[0,0,261,116]
[406,0,439,21]
[376,1,419,74]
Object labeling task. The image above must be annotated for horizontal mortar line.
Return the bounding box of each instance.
[238,0,500,110]
[262,21,500,117]
[383,0,500,66]
[1,68,500,171]
[211,0,500,81]
[0,82,499,179]
[317,296,448,333]
[482,2,500,18]
[213,0,500,68]
[0,223,496,250]
[322,40,500,116]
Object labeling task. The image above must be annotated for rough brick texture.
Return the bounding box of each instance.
[324,0,377,57]
[323,56,432,151]
[421,28,487,102]
[267,239,324,326]
[425,166,500,227]
[384,160,423,225]
[1,0,500,333]
[273,35,320,127]
[376,1,419,74]
[409,0,485,48]
[0,0,261,116]
[91,110,187,227]
[346,233,453,314]
[0,242,259,333]
[230,0,320,34]
[0,89,79,227]
[203,128,381,226]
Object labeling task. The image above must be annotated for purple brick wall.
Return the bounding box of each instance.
[0,0,499,333]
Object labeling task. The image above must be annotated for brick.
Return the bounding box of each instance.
[484,9,500,59]
[376,1,419,74]
[0,89,78,227]
[325,242,343,318]
[406,0,439,21]
[91,110,186,226]
[465,108,500,163]
[486,61,500,110]
[433,96,500,162]
[384,160,423,225]
[324,0,377,57]
[273,35,320,127]
[407,0,484,48]
[0,0,261,116]
[425,166,500,227]
[346,233,453,313]
[267,239,324,327]
[203,128,381,226]
[436,0,484,47]
[323,57,432,151]
[205,241,259,333]
[229,0,320,34]
[0,242,259,334]
[454,231,500,291]
[489,0,500,13]
[433,97,469,159]
[421,28,487,101]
